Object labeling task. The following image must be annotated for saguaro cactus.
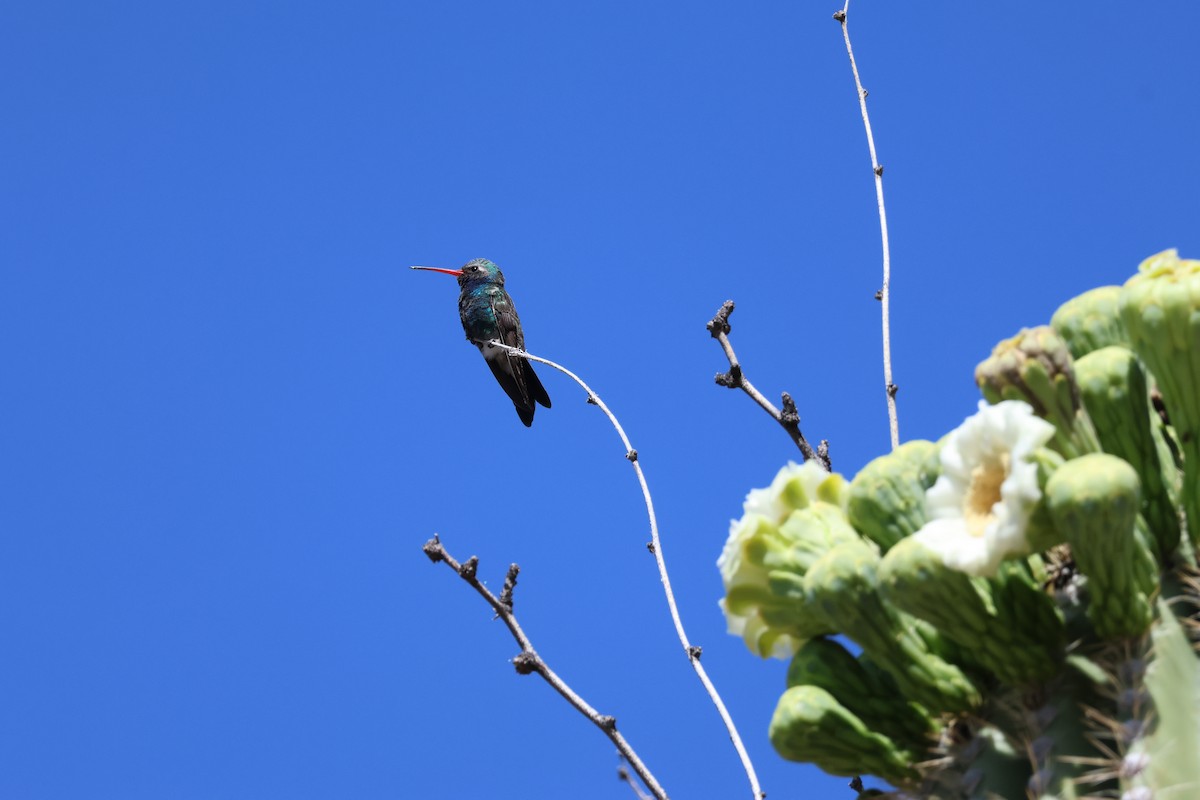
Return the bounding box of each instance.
[720,251,1200,798]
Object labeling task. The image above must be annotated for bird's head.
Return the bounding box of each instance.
[410,258,504,288]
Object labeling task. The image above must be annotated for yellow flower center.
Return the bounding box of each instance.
[964,453,1009,538]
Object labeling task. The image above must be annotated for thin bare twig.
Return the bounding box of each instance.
[618,757,655,800]
[480,339,765,800]
[707,300,832,472]
[423,535,667,800]
[835,1,900,450]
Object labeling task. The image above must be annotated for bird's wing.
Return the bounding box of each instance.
[486,292,550,414]
[488,290,525,350]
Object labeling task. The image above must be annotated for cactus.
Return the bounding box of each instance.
[847,440,938,552]
[720,250,1200,799]
[770,684,920,786]
[878,537,1065,684]
[784,637,937,754]
[1074,346,1182,560]
[975,325,1102,460]
[1050,285,1129,359]
[1045,454,1156,639]
[718,461,857,658]
[803,539,982,714]
[1119,249,1200,545]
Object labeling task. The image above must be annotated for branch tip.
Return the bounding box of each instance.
[499,563,521,611]
[780,392,800,427]
[707,304,825,467]
[422,536,446,563]
[706,300,735,337]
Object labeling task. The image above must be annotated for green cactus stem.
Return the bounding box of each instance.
[975,326,1102,460]
[1074,345,1182,560]
[1130,598,1200,798]
[847,440,939,552]
[1118,249,1200,546]
[1044,454,1156,639]
[1051,285,1130,359]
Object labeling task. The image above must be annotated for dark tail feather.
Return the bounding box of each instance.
[484,352,541,426]
[526,361,551,409]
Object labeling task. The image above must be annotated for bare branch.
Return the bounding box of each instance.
[707,300,832,471]
[423,535,668,800]
[836,1,901,450]
[477,339,765,800]
[618,757,655,800]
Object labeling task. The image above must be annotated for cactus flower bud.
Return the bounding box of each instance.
[847,440,939,552]
[1051,285,1130,359]
[786,637,937,751]
[878,537,1065,684]
[770,684,920,785]
[1118,249,1200,544]
[1074,346,1182,559]
[1044,454,1156,639]
[803,540,981,713]
[975,326,1102,459]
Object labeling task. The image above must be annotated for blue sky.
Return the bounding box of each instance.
[3,3,1199,798]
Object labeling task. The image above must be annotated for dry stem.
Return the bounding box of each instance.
[707,300,831,471]
[423,536,667,800]
[836,1,900,450]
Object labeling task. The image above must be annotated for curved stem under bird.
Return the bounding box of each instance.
[478,338,765,800]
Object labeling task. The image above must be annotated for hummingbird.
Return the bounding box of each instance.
[411,258,552,427]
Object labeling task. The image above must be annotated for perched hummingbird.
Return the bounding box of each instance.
[411,258,552,427]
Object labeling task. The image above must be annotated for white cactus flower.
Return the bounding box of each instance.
[913,400,1055,576]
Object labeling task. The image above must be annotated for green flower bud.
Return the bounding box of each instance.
[770,685,920,786]
[1050,285,1130,359]
[878,537,1064,684]
[803,540,981,713]
[1044,454,1156,639]
[847,440,939,552]
[1074,346,1182,559]
[975,326,1102,459]
[1118,249,1200,544]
